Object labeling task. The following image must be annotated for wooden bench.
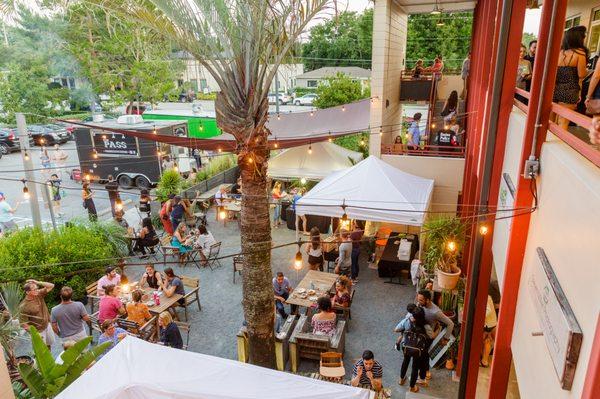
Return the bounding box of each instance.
[289,314,346,373]
[237,315,298,371]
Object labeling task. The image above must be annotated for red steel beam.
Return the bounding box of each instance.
[582,315,600,399]
[488,0,569,397]
[458,0,528,396]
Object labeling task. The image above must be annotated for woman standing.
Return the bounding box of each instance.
[397,307,434,393]
[134,217,159,256]
[305,227,323,271]
[553,26,588,130]
[350,221,363,282]
[440,90,458,122]
[160,194,175,235]
[81,182,97,221]
[169,195,187,231]
[158,311,183,349]
[516,44,532,90]
[271,182,283,228]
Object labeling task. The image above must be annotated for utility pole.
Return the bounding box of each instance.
[40,182,57,231]
[16,113,42,229]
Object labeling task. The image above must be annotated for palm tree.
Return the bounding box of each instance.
[98,0,337,367]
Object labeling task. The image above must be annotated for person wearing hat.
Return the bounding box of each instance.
[96,266,122,296]
[0,192,19,233]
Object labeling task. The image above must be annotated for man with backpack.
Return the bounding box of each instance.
[395,306,434,393]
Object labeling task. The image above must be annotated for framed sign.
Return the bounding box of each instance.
[528,248,582,390]
[91,129,140,158]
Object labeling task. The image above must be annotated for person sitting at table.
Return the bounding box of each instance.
[230,177,242,198]
[126,290,152,328]
[134,217,159,256]
[114,210,129,229]
[162,267,186,305]
[139,189,151,217]
[332,276,352,308]
[158,311,183,349]
[192,225,216,261]
[98,320,128,358]
[273,272,294,319]
[97,266,121,296]
[139,264,163,290]
[305,227,323,271]
[335,231,352,276]
[98,284,126,323]
[311,296,337,337]
[171,223,193,263]
[351,350,383,392]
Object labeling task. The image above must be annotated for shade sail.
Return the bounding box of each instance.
[295,155,434,226]
[60,99,371,151]
[56,336,370,399]
[268,142,363,180]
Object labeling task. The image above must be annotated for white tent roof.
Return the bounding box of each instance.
[268,142,363,180]
[57,336,370,399]
[296,155,434,226]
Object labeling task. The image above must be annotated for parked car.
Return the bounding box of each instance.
[28,125,69,146]
[293,93,318,106]
[48,123,75,140]
[0,127,34,154]
[267,92,292,105]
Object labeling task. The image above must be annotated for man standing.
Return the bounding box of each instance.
[0,192,18,233]
[51,286,90,343]
[335,231,352,276]
[524,40,537,91]
[351,350,383,392]
[51,144,68,177]
[19,279,55,347]
[105,175,120,217]
[273,272,293,319]
[416,290,454,342]
[192,148,202,169]
[408,113,422,150]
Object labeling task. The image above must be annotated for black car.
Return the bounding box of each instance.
[28,125,69,146]
[0,127,34,154]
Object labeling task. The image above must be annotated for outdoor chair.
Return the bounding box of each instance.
[289,314,346,373]
[233,256,244,283]
[237,315,297,371]
[159,235,179,266]
[205,242,222,270]
[319,352,345,381]
[86,281,100,313]
[175,276,202,321]
[174,321,191,350]
[115,316,157,341]
[333,287,355,331]
[88,311,103,338]
[374,227,392,261]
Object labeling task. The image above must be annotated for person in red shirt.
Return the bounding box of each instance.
[159,194,175,235]
[98,284,126,323]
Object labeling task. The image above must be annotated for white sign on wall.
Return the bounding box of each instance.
[528,248,582,390]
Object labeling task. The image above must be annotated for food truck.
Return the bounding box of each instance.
[74,115,188,189]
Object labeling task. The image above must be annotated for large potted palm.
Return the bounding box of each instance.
[423,217,466,290]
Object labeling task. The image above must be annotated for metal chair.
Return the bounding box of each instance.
[205,242,222,270]
[174,321,191,350]
[233,256,244,283]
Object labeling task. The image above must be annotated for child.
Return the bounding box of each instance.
[394,303,418,350]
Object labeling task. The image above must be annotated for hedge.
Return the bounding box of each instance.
[0,221,128,305]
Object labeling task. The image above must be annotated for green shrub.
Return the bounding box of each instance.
[0,221,127,305]
[333,132,369,159]
[155,169,184,202]
[196,92,217,100]
[194,154,236,183]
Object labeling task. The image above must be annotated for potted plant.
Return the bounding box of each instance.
[0,282,33,380]
[440,289,457,319]
[423,217,466,290]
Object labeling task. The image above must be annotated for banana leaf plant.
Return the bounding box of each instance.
[18,326,110,398]
[0,282,25,372]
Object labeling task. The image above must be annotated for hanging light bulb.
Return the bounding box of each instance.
[431,123,436,129]
[248,157,253,163]
[115,199,123,212]
[300,177,307,185]
[274,141,279,148]
[379,128,383,137]
[157,149,162,157]
[277,113,281,120]
[85,174,91,182]
[40,138,45,144]
[92,149,98,159]
[218,148,222,153]
[308,144,312,154]
[479,225,489,236]
[341,105,346,112]
[436,19,445,27]
[431,1,441,14]
[218,206,227,220]
[360,137,366,146]
[328,137,333,142]
[310,110,314,117]
[294,241,303,270]
[341,204,348,223]
[199,125,204,131]
[24,151,30,161]
[102,134,107,139]
[446,241,457,252]
[152,124,157,135]
[173,165,179,172]
[21,179,30,200]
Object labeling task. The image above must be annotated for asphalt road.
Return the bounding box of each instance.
[0,140,140,229]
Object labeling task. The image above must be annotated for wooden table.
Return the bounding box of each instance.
[120,288,183,340]
[286,270,338,308]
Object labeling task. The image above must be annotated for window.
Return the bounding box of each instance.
[564,15,581,30]
[307,80,318,88]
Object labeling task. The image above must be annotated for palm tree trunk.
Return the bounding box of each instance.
[239,132,275,368]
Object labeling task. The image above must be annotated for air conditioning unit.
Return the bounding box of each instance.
[117,114,144,125]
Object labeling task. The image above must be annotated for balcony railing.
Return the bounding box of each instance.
[514,87,599,168]
[381,144,466,158]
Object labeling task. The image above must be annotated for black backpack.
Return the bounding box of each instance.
[402,327,428,357]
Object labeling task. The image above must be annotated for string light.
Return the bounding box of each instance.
[431,123,436,129]
[341,105,346,112]
[152,124,157,135]
[92,149,98,159]
[274,141,279,148]
[436,19,445,26]
[218,148,222,153]
[446,241,457,252]
[173,165,179,172]
[21,179,30,200]
[360,137,365,146]
[115,199,123,212]
[300,177,307,185]
[277,113,281,120]
[308,144,312,154]
[102,135,107,139]
[84,174,91,182]
[310,110,314,117]
[248,156,254,164]
[294,241,303,270]
[157,150,162,157]
[218,206,227,220]
[479,225,489,236]
[24,151,30,161]
[379,128,383,137]
[40,138,45,144]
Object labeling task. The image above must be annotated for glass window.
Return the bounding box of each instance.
[589,25,600,54]
[307,80,318,88]
[593,9,600,21]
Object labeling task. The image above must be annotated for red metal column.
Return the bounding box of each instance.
[487,0,568,397]
[582,315,600,399]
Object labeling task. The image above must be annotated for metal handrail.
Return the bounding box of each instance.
[381,143,466,158]
[513,86,598,167]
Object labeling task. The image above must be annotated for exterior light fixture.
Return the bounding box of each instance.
[379,128,383,137]
[277,113,281,120]
[446,241,457,252]
[341,105,346,112]
[436,19,445,26]
[157,150,162,157]
[153,124,157,135]
[274,141,279,148]
[218,148,222,153]
[431,1,441,14]
[173,165,179,172]
[479,225,489,236]
[360,137,366,146]
[115,199,124,212]
[102,135,107,139]
[310,110,314,117]
[431,123,436,129]
[85,174,91,182]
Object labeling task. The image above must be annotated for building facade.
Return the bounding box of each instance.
[294,66,371,91]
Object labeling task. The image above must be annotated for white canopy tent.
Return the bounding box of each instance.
[268,142,363,181]
[56,337,370,399]
[295,155,434,226]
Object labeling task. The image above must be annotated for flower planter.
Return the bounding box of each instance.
[436,266,462,290]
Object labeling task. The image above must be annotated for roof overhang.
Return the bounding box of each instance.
[394,0,477,14]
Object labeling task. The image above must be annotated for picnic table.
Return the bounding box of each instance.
[286,270,338,308]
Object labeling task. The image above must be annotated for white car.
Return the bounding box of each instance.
[293,93,318,106]
[267,93,292,105]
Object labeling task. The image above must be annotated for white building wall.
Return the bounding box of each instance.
[369,0,407,156]
[498,119,600,398]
